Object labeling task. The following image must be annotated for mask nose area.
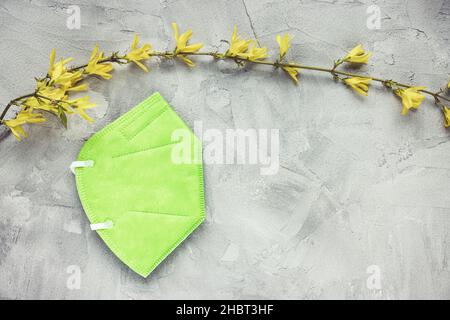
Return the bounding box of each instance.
[118,96,167,141]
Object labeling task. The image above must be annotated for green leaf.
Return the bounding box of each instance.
[58,106,68,129]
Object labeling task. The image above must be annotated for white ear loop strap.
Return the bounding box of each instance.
[90,220,114,231]
[70,160,111,231]
[69,160,110,230]
[70,160,94,174]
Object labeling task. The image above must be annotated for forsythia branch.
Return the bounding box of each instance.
[1,23,449,141]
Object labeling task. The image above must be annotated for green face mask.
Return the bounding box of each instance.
[71,92,205,277]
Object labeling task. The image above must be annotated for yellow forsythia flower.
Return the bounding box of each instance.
[443,106,450,128]
[276,34,291,60]
[344,77,372,96]
[240,45,267,62]
[48,49,83,87]
[226,26,252,57]
[40,85,67,100]
[4,109,46,141]
[85,45,113,79]
[172,23,203,67]
[394,86,426,115]
[124,34,152,72]
[225,26,267,62]
[172,23,203,54]
[23,88,63,114]
[23,98,56,113]
[66,96,96,122]
[275,34,298,83]
[343,44,372,64]
[24,85,67,113]
[283,65,300,84]
[65,83,89,92]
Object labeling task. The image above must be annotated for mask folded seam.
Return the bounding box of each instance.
[112,140,181,159]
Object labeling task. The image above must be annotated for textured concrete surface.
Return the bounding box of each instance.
[0,0,450,299]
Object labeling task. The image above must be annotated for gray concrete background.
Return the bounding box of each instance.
[0,0,449,299]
